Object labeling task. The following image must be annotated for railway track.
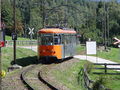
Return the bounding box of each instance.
[20,64,58,90]
[20,65,35,90]
[38,71,57,90]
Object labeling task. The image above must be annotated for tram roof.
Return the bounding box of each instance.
[38,28,76,34]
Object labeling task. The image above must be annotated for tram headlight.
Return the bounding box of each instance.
[52,51,55,54]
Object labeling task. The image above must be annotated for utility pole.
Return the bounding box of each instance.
[8,0,22,71]
[0,0,1,88]
[0,0,5,87]
[13,0,17,64]
[0,48,1,90]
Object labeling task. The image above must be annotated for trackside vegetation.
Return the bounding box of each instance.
[51,60,87,90]
[51,60,120,90]
[50,45,120,89]
[1,47,37,71]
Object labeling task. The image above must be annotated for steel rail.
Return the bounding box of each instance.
[38,71,58,90]
[20,64,58,90]
[20,65,35,90]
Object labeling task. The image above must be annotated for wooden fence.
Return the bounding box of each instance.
[6,40,37,46]
[82,68,94,90]
[78,66,108,90]
[93,63,120,75]
[78,63,120,90]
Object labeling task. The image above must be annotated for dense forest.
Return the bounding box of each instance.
[1,0,120,45]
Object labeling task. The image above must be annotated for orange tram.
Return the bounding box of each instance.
[37,28,77,63]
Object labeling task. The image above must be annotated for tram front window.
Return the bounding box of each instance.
[54,35,61,45]
[41,34,53,45]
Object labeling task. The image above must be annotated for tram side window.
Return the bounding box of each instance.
[64,35,67,45]
[67,35,71,44]
[64,35,69,45]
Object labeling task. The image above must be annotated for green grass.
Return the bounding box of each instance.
[97,48,120,63]
[51,60,87,90]
[76,45,85,54]
[89,64,120,89]
[90,74,120,89]
[1,47,37,71]
[6,35,35,40]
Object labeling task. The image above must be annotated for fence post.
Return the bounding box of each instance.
[104,63,107,74]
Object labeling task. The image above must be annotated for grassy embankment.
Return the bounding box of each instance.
[51,60,87,90]
[51,45,120,90]
[1,36,37,71]
[51,60,120,90]
[1,47,37,71]
[50,45,86,90]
